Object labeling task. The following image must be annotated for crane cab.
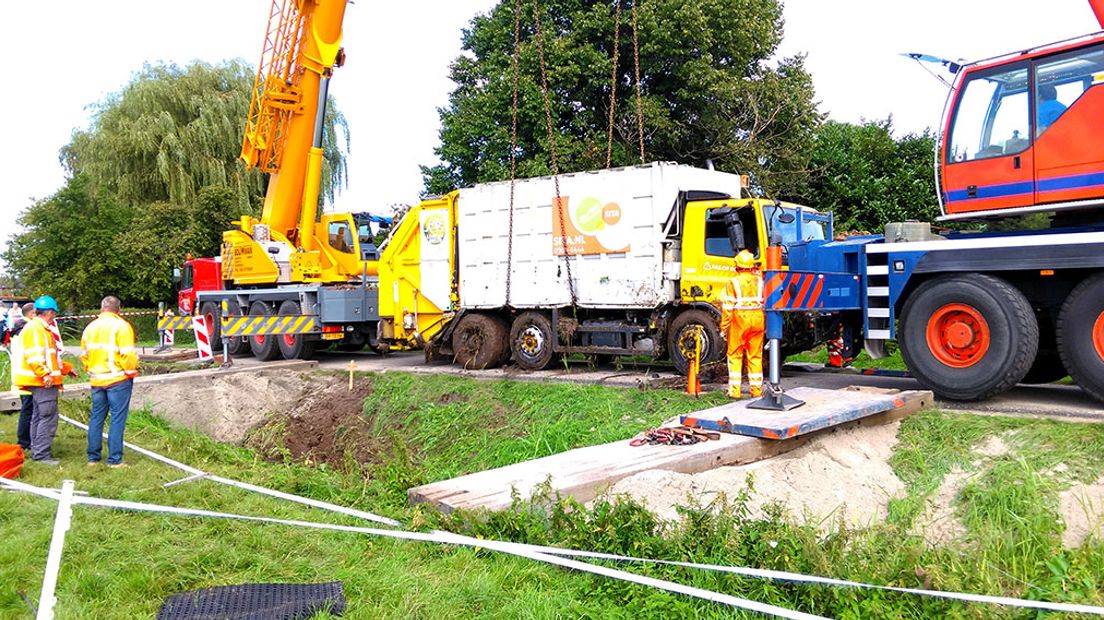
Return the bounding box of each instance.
[940,34,1104,220]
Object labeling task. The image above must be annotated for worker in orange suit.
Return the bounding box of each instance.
[720,250,765,399]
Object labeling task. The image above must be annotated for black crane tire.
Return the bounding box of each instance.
[276,300,318,361]
[1057,273,1104,404]
[451,313,509,370]
[247,301,281,361]
[898,274,1038,401]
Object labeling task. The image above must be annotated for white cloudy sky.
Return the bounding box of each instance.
[0,0,1097,271]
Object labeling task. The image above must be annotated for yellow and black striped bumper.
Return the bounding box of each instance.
[221,315,320,337]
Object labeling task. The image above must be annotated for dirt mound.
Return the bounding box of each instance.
[913,467,971,545]
[273,379,379,468]
[609,421,906,533]
[133,370,328,443]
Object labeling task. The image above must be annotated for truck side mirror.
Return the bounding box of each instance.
[777,212,796,224]
[172,268,181,284]
[723,211,746,253]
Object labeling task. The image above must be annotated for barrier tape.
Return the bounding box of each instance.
[46,416,1104,617]
[221,314,319,337]
[57,311,159,322]
[0,478,824,620]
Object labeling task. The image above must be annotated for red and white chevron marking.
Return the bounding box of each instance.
[193,315,214,361]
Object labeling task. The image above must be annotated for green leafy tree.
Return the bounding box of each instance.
[804,119,939,233]
[5,61,350,306]
[423,0,821,198]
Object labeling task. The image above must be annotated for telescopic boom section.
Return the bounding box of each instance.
[240,0,347,246]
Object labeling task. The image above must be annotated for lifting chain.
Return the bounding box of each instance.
[631,0,645,164]
[605,0,623,169]
[505,0,523,307]
[532,0,578,309]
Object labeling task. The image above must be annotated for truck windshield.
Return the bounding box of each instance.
[181,265,194,290]
[766,207,826,244]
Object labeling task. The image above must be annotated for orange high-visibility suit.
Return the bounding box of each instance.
[720,265,765,399]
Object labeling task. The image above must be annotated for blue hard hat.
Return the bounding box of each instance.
[34,296,59,312]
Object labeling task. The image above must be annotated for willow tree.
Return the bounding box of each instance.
[4,60,351,306]
[423,0,821,198]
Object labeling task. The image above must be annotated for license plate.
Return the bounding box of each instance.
[321,333,344,341]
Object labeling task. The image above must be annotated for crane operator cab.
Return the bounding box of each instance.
[940,36,1104,219]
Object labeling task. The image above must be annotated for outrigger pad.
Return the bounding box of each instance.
[157,582,345,620]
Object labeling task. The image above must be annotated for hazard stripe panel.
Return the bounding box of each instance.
[157,316,195,331]
[221,315,320,337]
[763,270,861,312]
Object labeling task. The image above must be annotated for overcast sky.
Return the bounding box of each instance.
[0,0,1097,272]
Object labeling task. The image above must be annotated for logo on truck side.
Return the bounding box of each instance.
[552,196,631,256]
[423,214,446,245]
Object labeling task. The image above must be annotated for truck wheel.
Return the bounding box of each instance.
[452,313,509,370]
[667,309,723,376]
[199,302,222,348]
[1020,348,1068,384]
[224,300,252,357]
[277,300,318,360]
[1057,273,1104,403]
[510,311,556,370]
[899,274,1038,401]
[248,301,281,361]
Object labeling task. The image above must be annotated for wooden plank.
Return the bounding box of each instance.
[680,387,908,440]
[408,388,932,512]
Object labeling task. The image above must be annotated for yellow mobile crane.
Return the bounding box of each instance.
[186,0,389,362]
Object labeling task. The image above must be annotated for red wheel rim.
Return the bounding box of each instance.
[1094,311,1104,362]
[283,333,297,347]
[254,334,266,345]
[926,303,990,368]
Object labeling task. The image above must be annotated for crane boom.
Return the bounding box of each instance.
[240,0,347,244]
[1093,0,1104,29]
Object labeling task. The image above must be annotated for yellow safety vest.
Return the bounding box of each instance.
[720,271,765,312]
[81,312,139,388]
[16,318,71,389]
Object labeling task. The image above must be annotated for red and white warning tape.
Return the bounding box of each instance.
[55,310,159,321]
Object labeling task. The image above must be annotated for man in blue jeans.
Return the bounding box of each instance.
[81,296,139,468]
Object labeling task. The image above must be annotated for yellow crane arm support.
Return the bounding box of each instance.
[240,0,347,244]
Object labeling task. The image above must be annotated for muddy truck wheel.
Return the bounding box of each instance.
[899,274,1038,401]
[452,313,509,369]
[667,309,723,376]
[1057,273,1104,403]
[510,311,556,370]
[248,301,281,361]
[277,300,318,360]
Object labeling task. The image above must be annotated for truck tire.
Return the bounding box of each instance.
[667,309,723,376]
[1057,273,1104,403]
[452,313,509,370]
[899,274,1038,401]
[1020,348,1068,384]
[277,300,318,360]
[510,311,556,370]
[199,302,222,349]
[224,300,252,357]
[248,301,281,361]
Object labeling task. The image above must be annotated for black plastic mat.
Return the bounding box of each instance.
[157,582,345,620]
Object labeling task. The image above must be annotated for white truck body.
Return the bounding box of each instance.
[457,162,745,309]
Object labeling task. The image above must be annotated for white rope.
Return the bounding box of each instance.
[0,478,821,620]
[44,416,1104,616]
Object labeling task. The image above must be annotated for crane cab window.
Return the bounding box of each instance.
[328,222,355,254]
[180,265,194,290]
[705,207,759,258]
[948,63,1030,163]
[1035,45,1104,135]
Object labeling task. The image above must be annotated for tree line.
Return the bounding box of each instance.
[3,0,936,309]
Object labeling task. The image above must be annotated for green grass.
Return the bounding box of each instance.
[1,373,1103,619]
[787,344,908,371]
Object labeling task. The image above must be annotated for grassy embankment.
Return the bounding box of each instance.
[1,372,1102,619]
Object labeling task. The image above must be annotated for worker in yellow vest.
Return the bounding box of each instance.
[720,250,765,399]
[80,296,139,468]
[15,296,77,465]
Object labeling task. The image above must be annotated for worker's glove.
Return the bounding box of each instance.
[43,375,55,388]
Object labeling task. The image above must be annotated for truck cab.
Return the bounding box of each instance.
[176,256,222,315]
